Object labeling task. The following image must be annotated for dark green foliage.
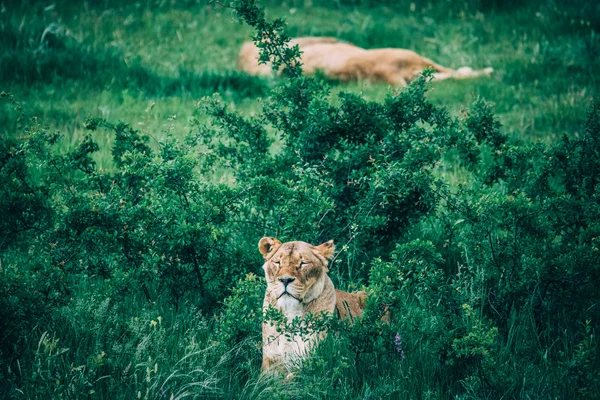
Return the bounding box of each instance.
[199,71,480,282]
[231,0,303,77]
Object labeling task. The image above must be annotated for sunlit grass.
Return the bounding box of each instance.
[2,0,597,158]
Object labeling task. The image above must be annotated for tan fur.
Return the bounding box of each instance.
[237,36,341,77]
[238,36,493,86]
[258,237,366,373]
[335,289,367,321]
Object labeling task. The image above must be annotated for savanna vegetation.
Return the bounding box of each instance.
[1,0,599,398]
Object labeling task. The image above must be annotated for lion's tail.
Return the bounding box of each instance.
[416,55,493,82]
[433,66,494,81]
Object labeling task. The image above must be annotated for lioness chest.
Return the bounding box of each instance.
[262,277,336,371]
[262,296,320,366]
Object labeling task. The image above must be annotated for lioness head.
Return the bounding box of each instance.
[258,237,335,307]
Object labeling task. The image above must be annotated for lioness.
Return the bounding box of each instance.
[259,237,366,372]
[238,36,493,86]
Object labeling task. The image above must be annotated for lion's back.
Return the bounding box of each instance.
[335,289,367,321]
[237,37,363,78]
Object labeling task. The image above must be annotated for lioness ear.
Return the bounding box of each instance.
[314,240,335,259]
[258,237,282,259]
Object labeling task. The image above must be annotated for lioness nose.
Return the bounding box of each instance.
[278,276,295,286]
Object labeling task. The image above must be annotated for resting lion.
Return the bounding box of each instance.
[259,237,366,372]
[238,36,493,86]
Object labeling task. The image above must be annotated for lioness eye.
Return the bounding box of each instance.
[300,260,307,267]
[273,261,280,266]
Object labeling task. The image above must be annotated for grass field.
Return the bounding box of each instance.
[2,0,600,398]
[3,0,597,156]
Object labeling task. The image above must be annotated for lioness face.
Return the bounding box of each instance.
[259,238,335,306]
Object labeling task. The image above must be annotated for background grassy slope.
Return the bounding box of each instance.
[2,0,598,154]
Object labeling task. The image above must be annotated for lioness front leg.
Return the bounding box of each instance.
[381,70,408,87]
[261,355,273,371]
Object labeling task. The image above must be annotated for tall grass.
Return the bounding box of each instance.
[6,287,266,399]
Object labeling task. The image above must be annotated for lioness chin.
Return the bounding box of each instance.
[238,36,493,86]
[259,237,366,373]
